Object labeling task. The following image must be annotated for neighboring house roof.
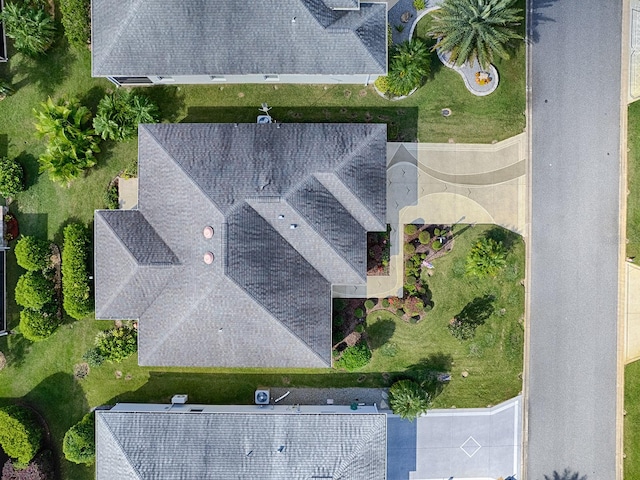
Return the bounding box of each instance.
[95,404,387,480]
[91,0,387,77]
[94,123,387,368]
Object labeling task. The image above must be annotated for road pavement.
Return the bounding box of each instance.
[526,0,622,479]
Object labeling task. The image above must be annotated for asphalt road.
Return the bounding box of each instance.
[526,0,622,479]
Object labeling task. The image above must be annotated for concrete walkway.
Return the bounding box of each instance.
[333,134,527,299]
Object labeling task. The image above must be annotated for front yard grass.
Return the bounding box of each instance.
[628,101,640,258]
[625,360,640,479]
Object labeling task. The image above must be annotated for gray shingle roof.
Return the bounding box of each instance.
[94,123,386,368]
[322,0,360,9]
[91,0,386,77]
[96,409,387,480]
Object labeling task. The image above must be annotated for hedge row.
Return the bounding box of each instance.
[61,223,93,319]
[59,0,90,49]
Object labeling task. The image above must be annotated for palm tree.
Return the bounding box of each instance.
[0,3,55,56]
[429,0,523,69]
[389,380,430,420]
[385,39,431,97]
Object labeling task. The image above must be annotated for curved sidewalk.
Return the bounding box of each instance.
[333,133,527,299]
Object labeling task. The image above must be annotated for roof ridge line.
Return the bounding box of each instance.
[223,202,332,367]
[97,413,144,480]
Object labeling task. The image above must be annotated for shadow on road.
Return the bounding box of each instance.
[528,0,558,44]
[542,468,587,480]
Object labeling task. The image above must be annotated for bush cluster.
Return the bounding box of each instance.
[93,90,159,141]
[60,0,90,49]
[1,450,54,480]
[104,183,119,210]
[465,237,507,278]
[0,157,24,198]
[0,2,55,57]
[15,273,53,311]
[0,406,42,469]
[63,412,95,465]
[83,326,137,366]
[335,342,372,371]
[14,237,50,272]
[62,223,93,319]
[19,308,58,342]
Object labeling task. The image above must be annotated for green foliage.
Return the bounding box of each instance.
[364,299,375,311]
[404,224,418,235]
[386,39,431,97]
[335,342,372,371]
[15,272,54,311]
[20,307,59,342]
[62,223,93,319]
[1,449,55,479]
[430,0,523,69]
[418,230,431,245]
[59,0,90,49]
[448,295,495,340]
[355,323,365,333]
[413,0,426,9]
[0,78,14,97]
[34,97,100,184]
[389,379,430,420]
[334,298,347,312]
[465,237,507,277]
[404,243,416,255]
[333,315,344,328]
[382,298,390,308]
[93,90,159,141]
[93,326,138,363]
[104,183,119,209]
[0,156,24,198]
[63,412,95,465]
[0,405,43,468]
[14,236,50,272]
[0,3,55,56]
[432,239,443,251]
[354,307,365,319]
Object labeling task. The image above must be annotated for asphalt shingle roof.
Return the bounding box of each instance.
[94,123,386,368]
[91,0,386,77]
[96,409,387,480]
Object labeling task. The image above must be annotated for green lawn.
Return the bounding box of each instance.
[0,18,524,479]
[628,101,640,258]
[626,361,640,479]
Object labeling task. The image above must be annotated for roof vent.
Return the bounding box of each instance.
[278,215,285,220]
[255,389,270,404]
[171,394,188,404]
[277,445,285,453]
[203,226,214,239]
[290,224,297,229]
[204,252,214,264]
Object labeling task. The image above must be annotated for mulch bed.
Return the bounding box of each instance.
[4,214,19,242]
[49,244,62,321]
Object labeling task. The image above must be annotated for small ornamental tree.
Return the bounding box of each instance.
[14,272,54,311]
[19,308,59,342]
[59,0,91,49]
[1,450,55,480]
[62,223,93,319]
[93,90,159,141]
[0,405,43,468]
[63,412,95,465]
[389,379,430,420]
[0,157,24,198]
[386,39,431,97]
[14,236,51,272]
[335,342,372,371]
[465,237,507,277]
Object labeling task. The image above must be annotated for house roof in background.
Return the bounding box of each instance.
[96,407,387,480]
[94,123,387,368]
[91,0,386,77]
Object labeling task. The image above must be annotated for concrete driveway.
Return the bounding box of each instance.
[387,396,522,480]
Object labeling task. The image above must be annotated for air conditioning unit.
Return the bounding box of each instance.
[171,394,188,404]
[255,389,270,405]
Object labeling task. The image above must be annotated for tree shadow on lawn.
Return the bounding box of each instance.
[0,331,30,369]
[14,151,40,191]
[403,352,454,400]
[483,225,521,252]
[78,85,107,114]
[12,40,77,97]
[182,106,419,142]
[103,371,394,407]
[141,86,187,123]
[366,317,396,350]
[0,134,7,158]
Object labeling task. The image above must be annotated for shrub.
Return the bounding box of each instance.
[34,98,100,184]
[1,450,54,480]
[93,90,159,141]
[19,308,59,342]
[0,3,55,56]
[0,157,24,198]
[62,223,93,319]
[93,326,137,363]
[333,315,344,328]
[354,307,365,319]
[335,342,372,371]
[389,379,430,420]
[418,230,431,245]
[386,40,431,96]
[413,0,426,9]
[0,406,42,468]
[432,240,443,251]
[364,299,375,310]
[334,298,347,312]
[405,275,417,286]
[15,273,54,311]
[465,237,507,277]
[374,75,391,95]
[14,237,50,272]
[63,412,95,465]
[355,323,365,333]
[104,183,119,209]
[59,0,90,49]
[404,224,418,235]
[382,299,390,308]
[404,243,416,255]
